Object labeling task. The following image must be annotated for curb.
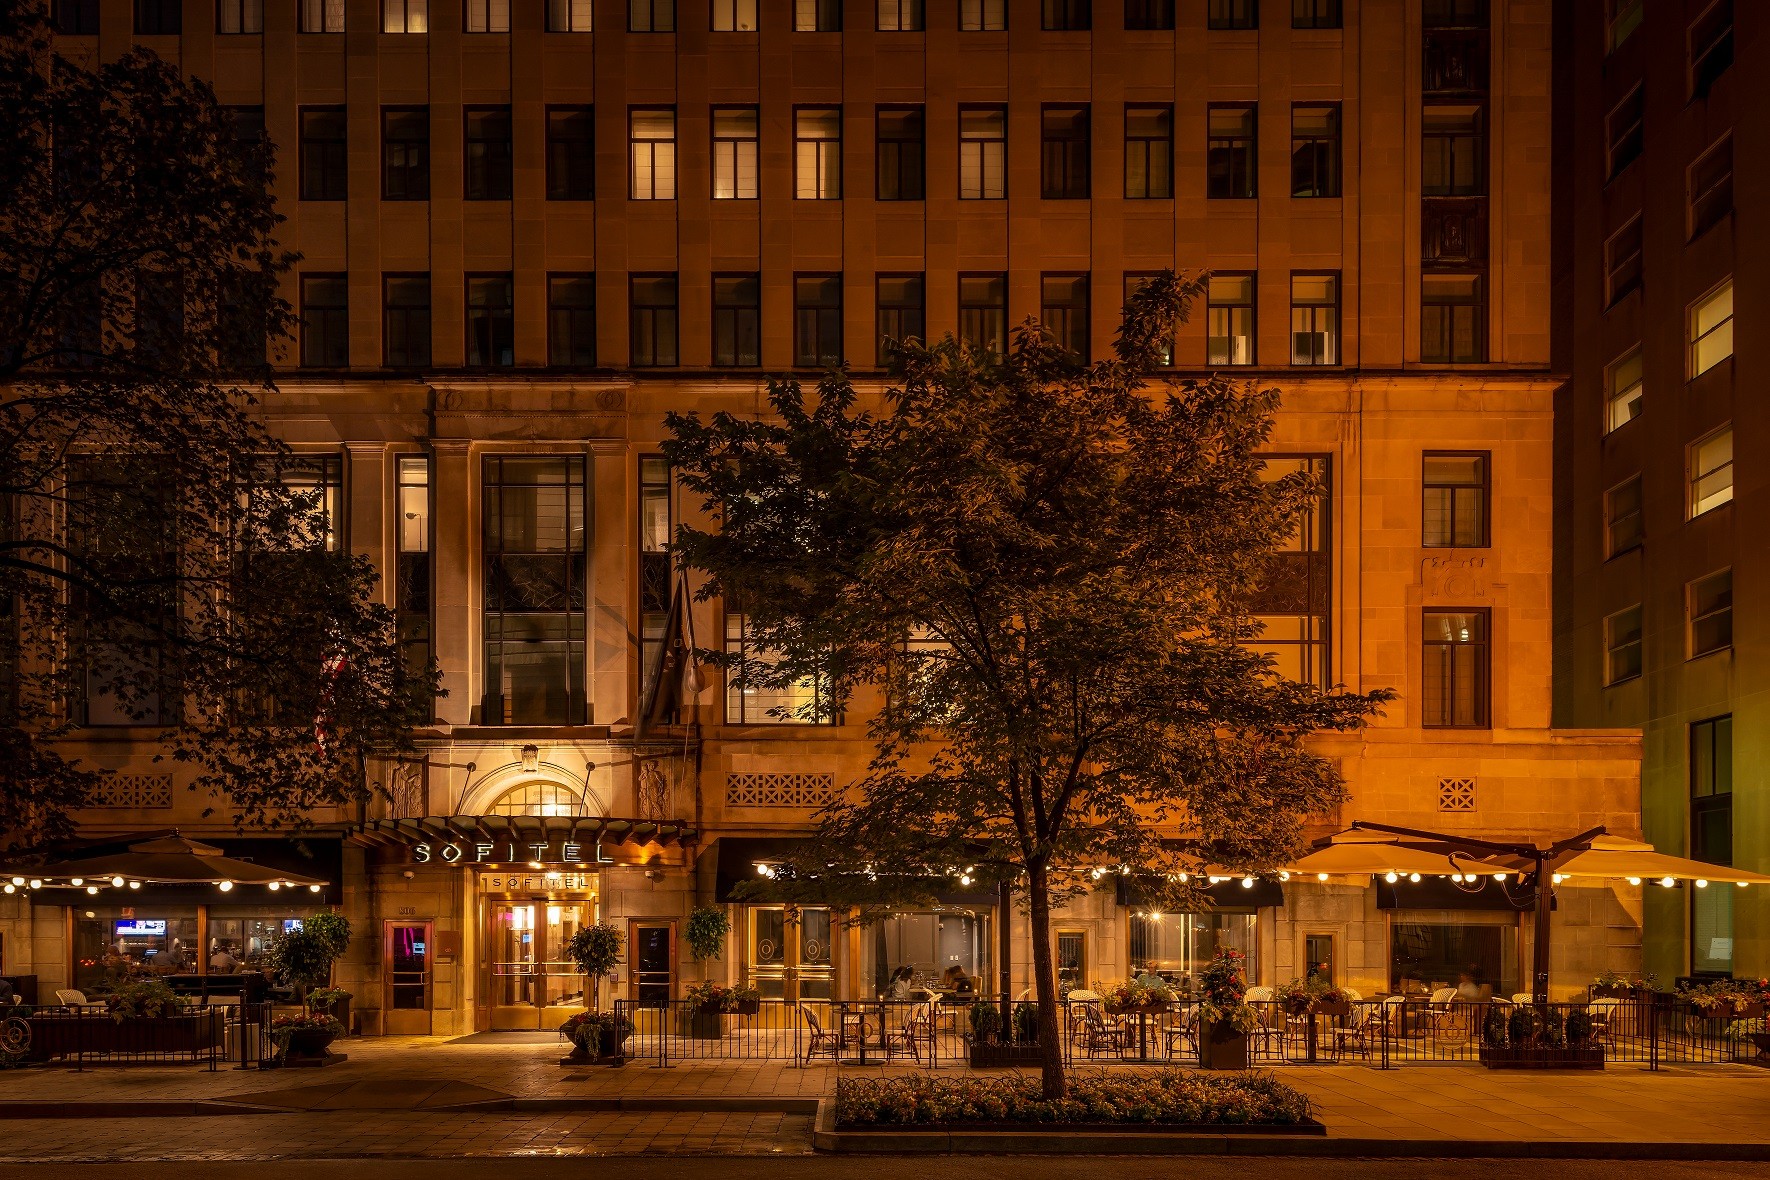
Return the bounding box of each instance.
[0,1096,822,1119]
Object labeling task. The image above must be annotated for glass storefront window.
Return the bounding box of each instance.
[207,905,321,973]
[73,908,199,991]
[1390,920,1517,998]
[863,910,990,995]
[1128,912,1256,991]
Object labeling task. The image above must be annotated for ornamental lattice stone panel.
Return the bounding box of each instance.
[1437,777,1477,812]
[725,772,838,808]
[88,774,174,809]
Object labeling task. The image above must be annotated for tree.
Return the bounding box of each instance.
[664,271,1393,1096]
[0,2,437,849]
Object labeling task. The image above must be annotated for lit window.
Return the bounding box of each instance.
[1422,452,1488,548]
[959,107,1007,200]
[795,0,839,31]
[877,0,922,30]
[712,107,760,200]
[487,782,590,817]
[1422,610,1489,728]
[464,0,508,32]
[1689,280,1733,377]
[711,0,755,30]
[383,0,428,32]
[1040,274,1089,360]
[1688,426,1733,518]
[1604,348,1643,434]
[960,0,1004,29]
[630,0,674,31]
[1289,273,1338,365]
[630,109,677,200]
[795,108,842,200]
[1207,274,1255,366]
[547,0,591,29]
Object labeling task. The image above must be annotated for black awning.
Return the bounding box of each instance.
[1116,876,1286,911]
[711,837,999,907]
[1376,877,1548,912]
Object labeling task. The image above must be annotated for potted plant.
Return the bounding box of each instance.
[1478,1002,1603,1069]
[265,913,353,1031]
[682,982,761,1038]
[966,998,1042,1067]
[1195,948,1258,1070]
[564,923,624,1014]
[1102,979,1175,1015]
[685,906,731,963]
[1677,980,1764,1020]
[559,1011,634,1065]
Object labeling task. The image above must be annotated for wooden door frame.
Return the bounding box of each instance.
[383,918,434,1036]
[627,919,677,1004]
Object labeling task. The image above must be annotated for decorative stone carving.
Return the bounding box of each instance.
[1422,556,1491,599]
[1437,777,1477,812]
[87,774,173,809]
[725,772,838,808]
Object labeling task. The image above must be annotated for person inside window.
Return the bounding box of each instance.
[210,945,240,973]
[942,964,973,995]
[887,965,916,1000]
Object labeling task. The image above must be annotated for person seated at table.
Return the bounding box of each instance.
[942,965,974,995]
[209,946,240,973]
[886,966,917,1001]
[1456,965,1490,1002]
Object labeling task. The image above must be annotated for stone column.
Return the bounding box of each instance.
[432,439,474,726]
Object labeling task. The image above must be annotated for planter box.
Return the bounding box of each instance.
[1198,1024,1249,1071]
[689,1009,724,1040]
[1477,1045,1605,1070]
[968,1042,1044,1067]
[733,998,761,1015]
[1312,1000,1351,1017]
[833,1118,1327,1136]
[27,1013,220,1062]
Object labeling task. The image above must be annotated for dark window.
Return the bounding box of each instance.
[1208,0,1255,29]
[639,456,673,699]
[1124,0,1172,29]
[383,274,432,368]
[630,275,678,366]
[960,107,1007,199]
[1291,105,1340,198]
[382,107,430,201]
[1605,87,1643,179]
[1293,0,1339,27]
[1422,452,1489,547]
[1040,273,1088,360]
[548,274,596,367]
[1041,106,1090,199]
[1250,456,1332,686]
[300,274,349,368]
[218,0,264,34]
[1124,106,1172,199]
[1689,1,1732,100]
[1124,273,1173,366]
[1042,0,1088,30]
[133,271,185,364]
[465,107,513,200]
[712,274,761,367]
[1604,218,1643,306]
[1689,135,1732,240]
[1605,605,1642,685]
[1608,0,1642,52]
[546,106,595,200]
[794,0,840,30]
[300,107,348,201]
[876,274,924,366]
[482,455,588,726]
[877,0,921,30]
[876,106,925,201]
[1688,570,1732,659]
[1604,475,1643,557]
[960,0,1004,29]
[1207,105,1257,199]
[1207,274,1255,365]
[225,105,268,184]
[1422,609,1489,727]
[395,455,432,681]
[1423,0,1486,26]
[134,0,181,33]
[712,107,759,199]
[959,274,1007,357]
[794,274,842,368]
[1421,274,1485,363]
[54,0,100,34]
[630,0,674,31]
[466,274,514,367]
[1691,716,1733,860]
[1423,105,1484,195]
[1290,273,1338,365]
[548,0,592,29]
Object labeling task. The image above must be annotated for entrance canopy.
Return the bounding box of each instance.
[349,814,698,861]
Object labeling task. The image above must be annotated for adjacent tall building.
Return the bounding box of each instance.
[2,0,1645,1035]
[1554,0,1762,982]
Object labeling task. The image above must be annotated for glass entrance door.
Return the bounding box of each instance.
[384,920,433,1035]
[489,901,592,1029]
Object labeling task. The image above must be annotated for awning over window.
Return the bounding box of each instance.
[711,837,996,907]
[1375,876,1542,912]
[348,815,698,852]
[1116,876,1286,911]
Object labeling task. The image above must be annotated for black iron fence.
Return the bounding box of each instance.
[2,999,312,1071]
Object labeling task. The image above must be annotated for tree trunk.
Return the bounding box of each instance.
[1026,859,1067,1100]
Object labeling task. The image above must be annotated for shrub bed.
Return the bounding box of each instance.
[834,1069,1313,1128]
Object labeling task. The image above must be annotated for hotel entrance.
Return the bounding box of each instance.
[479,870,598,1031]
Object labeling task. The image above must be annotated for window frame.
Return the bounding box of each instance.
[630,273,680,367]
[793,273,843,369]
[381,105,431,202]
[710,0,757,30]
[1687,134,1733,241]
[217,0,264,34]
[1603,604,1643,686]
[1124,0,1172,31]
[1688,0,1733,101]
[875,105,926,202]
[959,273,1008,357]
[875,273,926,367]
[1421,607,1491,729]
[463,0,509,32]
[463,106,514,201]
[1206,103,1258,200]
[794,0,841,31]
[1206,273,1256,366]
[1040,104,1091,201]
[1041,0,1089,30]
[1039,272,1090,361]
[1687,424,1734,519]
[1420,273,1486,364]
[959,105,1008,200]
[1290,103,1341,198]
[712,106,760,200]
[711,273,762,368]
[546,106,596,201]
[464,272,515,369]
[1688,279,1733,378]
[1289,272,1339,366]
[1292,0,1340,29]
[1603,474,1644,559]
[1603,215,1643,307]
[299,273,349,369]
[547,273,597,368]
[629,0,675,32]
[630,107,679,201]
[960,0,1004,29]
[382,0,429,32]
[1124,104,1173,200]
[298,106,349,202]
[794,107,843,201]
[1686,569,1732,660]
[877,0,923,31]
[1604,86,1643,180]
[382,273,432,369]
[1207,0,1256,30]
[1604,347,1643,434]
[1421,451,1491,549]
[547,0,593,30]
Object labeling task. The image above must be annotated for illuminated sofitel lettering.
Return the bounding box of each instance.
[411,841,615,864]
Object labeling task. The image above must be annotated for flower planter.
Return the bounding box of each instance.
[1312,999,1351,1018]
[968,1042,1044,1067]
[1689,1001,1761,1020]
[1477,1045,1605,1070]
[690,1008,725,1040]
[733,998,761,1016]
[559,1027,630,1066]
[280,1026,343,1067]
[1198,1023,1249,1070]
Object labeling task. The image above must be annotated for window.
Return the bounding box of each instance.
[383,0,428,31]
[482,456,587,726]
[1293,0,1339,28]
[1604,476,1643,557]
[630,0,674,31]
[725,614,832,724]
[1605,348,1643,433]
[382,107,430,201]
[1604,217,1642,306]
[795,0,839,31]
[795,109,842,200]
[631,275,678,366]
[711,0,755,30]
[396,456,433,678]
[1607,0,1642,52]
[1689,136,1732,239]
[54,0,99,35]
[548,0,592,29]
[878,0,921,30]
[1130,914,1256,981]
[1207,274,1255,366]
[548,274,596,367]
[631,109,677,200]
[1605,87,1643,179]
[1207,105,1257,199]
[134,0,181,33]
[1690,714,1733,974]
[1689,426,1733,518]
[1423,0,1487,26]
[1042,0,1089,30]
[1125,0,1172,30]
[383,275,431,368]
[1290,273,1338,365]
[1040,274,1089,360]
[1604,606,1642,685]
[299,107,348,201]
[961,0,1004,30]
[1687,570,1732,658]
[300,274,348,368]
[1422,609,1489,728]
[218,0,263,34]
[226,104,270,186]
[1208,0,1255,29]
[1124,106,1172,199]
[876,275,924,366]
[960,274,1007,357]
[465,0,508,30]
[1422,105,1484,195]
[1689,280,1733,377]
[1041,106,1090,200]
[1423,453,1488,548]
[638,456,673,697]
[1124,274,1173,366]
[1291,105,1340,198]
[794,274,842,368]
[1249,456,1332,686]
[70,462,176,727]
[876,107,925,201]
[712,274,760,367]
[960,107,1007,200]
[1689,1,1732,100]
[465,275,514,368]
[464,107,512,200]
[546,107,595,200]
[1421,274,1484,363]
[712,108,759,199]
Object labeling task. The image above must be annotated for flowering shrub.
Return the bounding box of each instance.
[1101,980,1176,1012]
[270,1013,342,1052]
[1273,977,1347,1016]
[104,978,188,1022]
[834,1069,1313,1127]
[684,981,761,1010]
[559,1011,635,1052]
[1195,948,1259,1034]
[1677,980,1767,1015]
[1592,970,1658,993]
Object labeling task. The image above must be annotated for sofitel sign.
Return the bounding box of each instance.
[412,841,616,865]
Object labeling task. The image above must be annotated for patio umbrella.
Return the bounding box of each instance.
[1542,834,1770,886]
[3,833,327,891]
[1282,828,1502,880]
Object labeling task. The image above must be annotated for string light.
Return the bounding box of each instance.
[1240,877,1255,889]
[1383,871,1399,884]
[2,884,12,895]
[1316,873,1329,882]
[1552,873,1564,885]
[29,879,41,889]
[1659,877,1675,888]
[129,881,141,890]
[1408,873,1422,883]
[1626,877,1642,886]
[268,881,281,891]
[110,877,124,887]
[70,878,83,886]
[308,884,321,893]
[8,877,21,887]
[86,885,98,895]
[218,880,234,892]
[1694,879,1709,889]
[1493,873,1508,882]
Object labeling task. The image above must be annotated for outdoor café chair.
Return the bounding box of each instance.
[1161,1007,1198,1060]
[1244,987,1287,1059]
[1077,1005,1128,1058]
[1587,998,1619,1044]
[1419,988,1461,1038]
[1329,1004,1380,1061]
[882,1008,926,1064]
[797,1004,841,1065]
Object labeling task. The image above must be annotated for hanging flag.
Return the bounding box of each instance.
[640,570,703,735]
